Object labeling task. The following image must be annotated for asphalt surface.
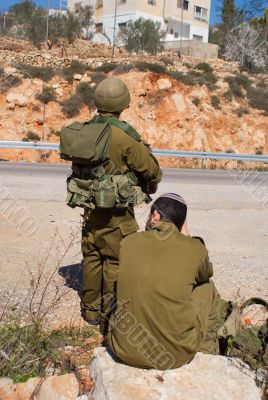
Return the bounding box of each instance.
[0,161,267,311]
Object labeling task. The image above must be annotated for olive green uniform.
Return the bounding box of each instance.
[81,120,162,322]
[108,221,220,370]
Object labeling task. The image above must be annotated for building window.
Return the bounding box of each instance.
[194,6,208,22]
[118,0,127,4]
[193,34,203,41]
[174,32,179,38]
[148,0,156,4]
[96,0,103,8]
[177,0,189,10]
[170,28,174,34]
[118,22,127,33]
[95,23,103,33]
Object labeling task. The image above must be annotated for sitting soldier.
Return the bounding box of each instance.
[107,193,221,370]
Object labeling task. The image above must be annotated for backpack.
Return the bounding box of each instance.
[60,116,148,210]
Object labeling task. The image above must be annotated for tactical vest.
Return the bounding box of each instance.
[60,115,148,210]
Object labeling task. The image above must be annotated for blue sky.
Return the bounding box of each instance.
[0,0,266,25]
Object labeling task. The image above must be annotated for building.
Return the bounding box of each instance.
[68,0,211,45]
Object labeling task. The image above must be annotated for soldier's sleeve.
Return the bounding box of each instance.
[196,251,213,284]
[124,138,162,184]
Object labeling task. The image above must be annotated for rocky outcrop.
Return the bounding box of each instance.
[89,347,262,400]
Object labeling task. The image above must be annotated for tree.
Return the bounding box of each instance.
[78,5,94,39]
[222,0,236,30]
[9,0,35,25]
[123,18,163,55]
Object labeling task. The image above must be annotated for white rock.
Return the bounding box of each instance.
[6,93,28,107]
[53,83,60,89]
[73,74,82,80]
[89,347,262,400]
[38,373,79,400]
[172,93,186,113]
[8,102,15,110]
[56,87,64,96]
[157,78,172,91]
[81,74,92,83]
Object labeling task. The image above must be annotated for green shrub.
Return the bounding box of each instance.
[223,90,233,101]
[211,95,221,109]
[198,72,218,90]
[183,62,193,69]
[61,60,88,83]
[90,72,107,84]
[255,147,263,155]
[236,107,249,118]
[76,82,95,109]
[168,71,195,86]
[135,61,167,74]
[224,75,250,98]
[0,74,22,93]
[225,147,235,153]
[17,64,55,82]
[61,95,83,118]
[160,56,174,66]
[94,62,117,73]
[113,64,134,75]
[35,86,56,104]
[50,129,61,137]
[32,104,40,111]
[22,131,41,142]
[192,97,200,107]
[247,87,268,114]
[195,62,213,73]
[0,67,4,77]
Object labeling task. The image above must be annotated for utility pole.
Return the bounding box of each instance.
[179,1,184,54]
[112,0,118,59]
[45,0,50,49]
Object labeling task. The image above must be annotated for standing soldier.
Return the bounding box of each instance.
[60,77,162,332]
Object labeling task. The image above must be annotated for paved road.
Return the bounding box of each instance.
[0,161,267,308]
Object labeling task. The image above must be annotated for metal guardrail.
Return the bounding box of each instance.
[0,141,268,163]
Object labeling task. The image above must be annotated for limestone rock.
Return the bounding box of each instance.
[89,347,262,400]
[81,74,91,83]
[8,102,15,110]
[157,78,172,91]
[73,74,82,81]
[16,377,41,400]
[6,93,28,107]
[38,373,79,400]
[0,378,15,399]
[55,87,64,97]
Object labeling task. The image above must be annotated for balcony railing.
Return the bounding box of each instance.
[193,12,208,22]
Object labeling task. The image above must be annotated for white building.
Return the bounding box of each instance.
[68,0,211,45]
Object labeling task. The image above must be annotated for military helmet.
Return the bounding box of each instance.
[94,77,130,113]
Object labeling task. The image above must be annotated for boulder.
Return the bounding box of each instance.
[16,377,41,400]
[89,348,262,400]
[157,78,172,91]
[6,93,28,107]
[73,74,82,81]
[38,374,79,400]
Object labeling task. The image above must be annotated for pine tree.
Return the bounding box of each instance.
[222,0,236,29]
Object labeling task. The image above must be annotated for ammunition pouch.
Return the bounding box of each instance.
[66,173,147,210]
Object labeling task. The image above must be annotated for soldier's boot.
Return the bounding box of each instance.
[191,280,221,355]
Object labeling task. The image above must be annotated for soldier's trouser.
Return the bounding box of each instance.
[81,208,138,322]
[191,280,221,355]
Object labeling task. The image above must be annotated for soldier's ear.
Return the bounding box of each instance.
[151,210,161,224]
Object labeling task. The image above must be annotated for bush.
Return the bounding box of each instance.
[224,75,251,98]
[113,64,134,75]
[0,74,22,94]
[211,95,221,109]
[247,87,268,114]
[22,131,41,142]
[90,72,107,84]
[35,86,56,104]
[192,97,200,107]
[198,72,218,90]
[32,104,40,112]
[223,90,233,101]
[0,67,4,77]
[76,82,95,110]
[160,57,174,66]
[17,64,55,82]
[236,107,249,118]
[196,62,213,73]
[61,95,83,118]
[61,60,88,83]
[94,63,117,73]
[135,61,167,74]
[168,71,195,86]
[50,129,61,137]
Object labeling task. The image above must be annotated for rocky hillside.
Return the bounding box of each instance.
[0,37,267,167]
